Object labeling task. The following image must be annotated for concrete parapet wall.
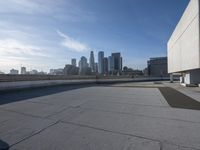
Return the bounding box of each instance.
[0,75,96,82]
[0,74,143,82]
[0,77,173,92]
[0,80,96,91]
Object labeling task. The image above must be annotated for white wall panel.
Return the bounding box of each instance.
[180,16,199,71]
[168,0,200,73]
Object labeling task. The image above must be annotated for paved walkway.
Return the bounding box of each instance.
[0,82,200,150]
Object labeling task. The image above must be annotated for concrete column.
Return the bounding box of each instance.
[170,74,173,83]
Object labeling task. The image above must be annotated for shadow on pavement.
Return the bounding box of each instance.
[159,87,200,110]
[0,139,9,150]
[0,84,94,105]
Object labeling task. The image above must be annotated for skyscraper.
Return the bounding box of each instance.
[111,53,123,74]
[147,57,168,77]
[78,60,81,69]
[21,67,26,74]
[71,58,76,67]
[108,56,114,74]
[103,57,108,74]
[79,56,92,75]
[79,56,88,73]
[89,51,95,72]
[120,57,123,71]
[10,69,19,75]
[98,51,104,74]
[94,63,98,73]
[64,64,79,75]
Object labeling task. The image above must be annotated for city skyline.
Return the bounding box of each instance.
[0,0,189,73]
[6,50,124,75]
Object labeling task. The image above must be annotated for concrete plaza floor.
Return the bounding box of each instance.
[0,82,200,150]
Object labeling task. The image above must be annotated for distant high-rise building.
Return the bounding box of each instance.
[49,69,55,75]
[89,51,95,72]
[29,70,38,75]
[147,57,168,77]
[49,69,64,75]
[94,63,98,73]
[120,57,122,71]
[108,56,114,74]
[103,57,108,74]
[98,51,104,74]
[21,67,26,74]
[10,69,19,75]
[78,60,81,69]
[71,58,76,67]
[64,64,79,75]
[37,71,47,75]
[79,56,88,73]
[111,53,123,74]
[79,56,92,75]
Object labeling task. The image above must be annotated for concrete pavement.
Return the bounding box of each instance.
[0,82,200,149]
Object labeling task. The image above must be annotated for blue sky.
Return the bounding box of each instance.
[0,0,189,73]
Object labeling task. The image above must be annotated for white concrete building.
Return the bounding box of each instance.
[168,0,200,85]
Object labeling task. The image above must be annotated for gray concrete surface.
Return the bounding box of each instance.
[0,83,200,150]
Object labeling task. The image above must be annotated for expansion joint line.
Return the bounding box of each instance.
[9,121,60,148]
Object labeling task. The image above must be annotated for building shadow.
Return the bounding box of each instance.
[0,139,9,150]
[0,84,94,105]
[159,87,200,110]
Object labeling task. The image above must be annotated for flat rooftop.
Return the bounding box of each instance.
[0,81,200,150]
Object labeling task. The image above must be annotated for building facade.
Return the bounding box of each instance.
[103,57,108,74]
[79,56,89,75]
[71,58,76,67]
[111,53,122,74]
[10,69,19,75]
[147,57,168,77]
[49,69,64,75]
[98,51,104,74]
[108,56,114,74]
[21,67,26,74]
[89,51,95,72]
[168,0,200,85]
[94,63,98,73]
[64,64,79,75]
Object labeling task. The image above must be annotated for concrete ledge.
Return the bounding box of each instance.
[0,78,173,92]
[0,80,96,92]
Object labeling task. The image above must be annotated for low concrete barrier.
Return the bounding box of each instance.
[0,74,171,82]
[0,77,174,92]
[0,74,96,82]
[0,80,96,91]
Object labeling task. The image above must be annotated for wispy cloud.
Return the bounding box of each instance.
[57,30,90,52]
[0,39,50,57]
[0,38,53,73]
[0,0,64,14]
[0,28,36,41]
[0,0,43,14]
[0,0,96,22]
